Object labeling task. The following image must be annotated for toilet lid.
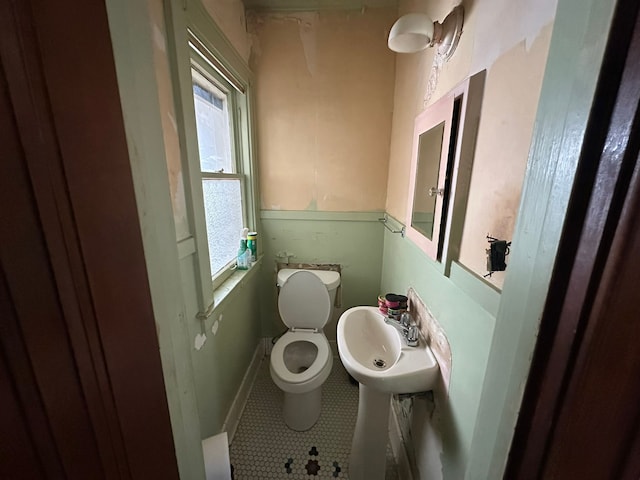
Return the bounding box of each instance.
[279,271,331,329]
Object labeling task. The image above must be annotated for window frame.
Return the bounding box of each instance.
[190,57,248,289]
[190,63,238,174]
[164,0,259,313]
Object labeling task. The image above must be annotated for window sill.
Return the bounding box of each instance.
[210,255,262,319]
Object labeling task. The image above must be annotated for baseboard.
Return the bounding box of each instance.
[264,336,274,356]
[222,339,265,443]
[390,405,414,480]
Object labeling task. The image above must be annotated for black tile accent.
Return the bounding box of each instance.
[305,459,320,475]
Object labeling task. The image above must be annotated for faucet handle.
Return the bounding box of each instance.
[400,312,412,327]
[407,325,420,346]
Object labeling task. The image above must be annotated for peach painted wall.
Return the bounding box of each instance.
[386,0,556,288]
[201,0,251,63]
[249,9,397,211]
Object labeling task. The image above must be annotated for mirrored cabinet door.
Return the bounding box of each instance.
[406,93,454,259]
[412,121,446,241]
[405,71,485,272]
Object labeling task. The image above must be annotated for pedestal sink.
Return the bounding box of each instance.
[337,306,439,480]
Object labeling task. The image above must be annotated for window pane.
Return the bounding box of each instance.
[202,178,243,277]
[192,69,234,174]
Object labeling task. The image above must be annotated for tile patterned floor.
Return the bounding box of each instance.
[229,356,399,479]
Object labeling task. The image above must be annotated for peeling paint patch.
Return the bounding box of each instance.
[249,12,319,75]
[152,23,166,53]
[305,198,318,211]
[195,333,207,350]
[297,13,318,76]
[167,111,177,133]
[408,288,452,395]
[424,54,445,107]
[471,0,557,72]
[391,391,440,479]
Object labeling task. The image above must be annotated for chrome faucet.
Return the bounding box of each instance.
[384,312,420,347]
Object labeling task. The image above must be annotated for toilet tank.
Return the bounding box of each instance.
[277,268,341,308]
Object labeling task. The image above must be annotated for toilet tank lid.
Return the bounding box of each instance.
[277,269,340,290]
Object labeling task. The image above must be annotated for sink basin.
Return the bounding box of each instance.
[337,306,439,394]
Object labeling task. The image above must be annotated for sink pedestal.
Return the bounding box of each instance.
[349,383,391,480]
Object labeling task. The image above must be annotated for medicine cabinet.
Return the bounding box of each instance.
[406,71,485,274]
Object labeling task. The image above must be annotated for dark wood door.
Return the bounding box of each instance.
[0,0,179,478]
[506,1,640,478]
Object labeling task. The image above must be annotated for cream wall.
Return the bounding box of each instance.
[386,0,556,287]
[249,9,397,211]
[202,0,252,62]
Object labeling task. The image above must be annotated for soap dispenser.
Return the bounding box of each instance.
[237,228,250,270]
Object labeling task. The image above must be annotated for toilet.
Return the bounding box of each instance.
[270,269,340,431]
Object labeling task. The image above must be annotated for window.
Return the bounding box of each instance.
[187,38,253,289]
[163,7,256,312]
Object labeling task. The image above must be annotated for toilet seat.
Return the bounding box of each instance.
[270,331,331,385]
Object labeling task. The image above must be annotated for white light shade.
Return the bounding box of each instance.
[388,13,435,53]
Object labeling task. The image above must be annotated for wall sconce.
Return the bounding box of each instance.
[388,5,464,60]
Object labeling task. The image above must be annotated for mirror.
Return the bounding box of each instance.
[412,122,446,240]
[412,122,447,241]
[406,71,485,273]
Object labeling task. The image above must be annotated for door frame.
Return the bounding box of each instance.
[506,1,640,477]
[0,0,180,477]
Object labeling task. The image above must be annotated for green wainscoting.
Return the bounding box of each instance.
[380,221,497,479]
[180,255,263,438]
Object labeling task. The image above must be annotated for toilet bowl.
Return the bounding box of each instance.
[270,269,340,431]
